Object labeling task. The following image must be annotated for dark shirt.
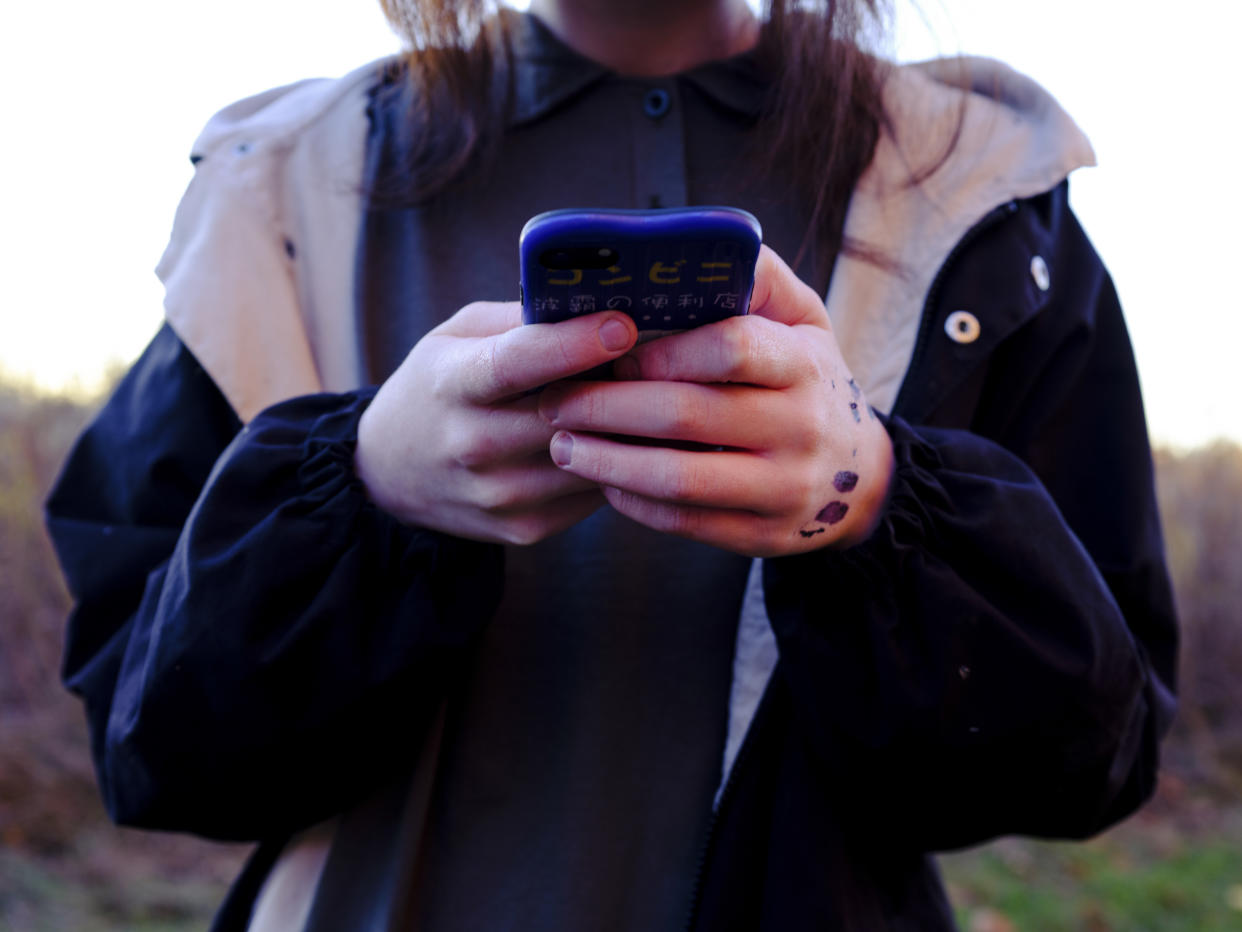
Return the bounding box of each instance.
[354,13,825,929]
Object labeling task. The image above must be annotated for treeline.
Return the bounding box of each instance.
[2,381,1240,857]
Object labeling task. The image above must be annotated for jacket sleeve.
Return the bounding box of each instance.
[761,187,1178,851]
[46,326,503,841]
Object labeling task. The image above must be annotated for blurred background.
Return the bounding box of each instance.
[2,1,1239,929]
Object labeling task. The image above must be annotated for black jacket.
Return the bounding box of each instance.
[46,176,1177,929]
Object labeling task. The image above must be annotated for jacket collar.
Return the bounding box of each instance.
[824,55,1095,415]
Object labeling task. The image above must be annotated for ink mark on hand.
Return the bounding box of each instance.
[848,378,862,400]
[849,402,861,423]
[833,471,859,493]
[815,501,849,524]
[799,527,826,538]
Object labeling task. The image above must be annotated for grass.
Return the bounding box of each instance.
[940,805,1242,931]
[0,832,247,932]
[4,811,1240,931]
[0,853,218,932]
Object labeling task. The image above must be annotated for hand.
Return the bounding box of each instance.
[354,302,638,544]
[537,246,895,557]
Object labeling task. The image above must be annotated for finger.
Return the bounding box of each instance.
[540,380,787,450]
[616,314,807,389]
[457,311,638,403]
[446,394,559,467]
[747,244,832,329]
[601,486,778,556]
[549,430,791,512]
[466,452,601,513]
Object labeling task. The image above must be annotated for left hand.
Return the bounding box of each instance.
[538,245,895,557]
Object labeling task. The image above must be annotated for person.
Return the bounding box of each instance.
[46,0,1178,928]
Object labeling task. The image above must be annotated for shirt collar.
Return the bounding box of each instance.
[504,10,769,127]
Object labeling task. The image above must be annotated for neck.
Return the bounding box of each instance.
[527,0,759,76]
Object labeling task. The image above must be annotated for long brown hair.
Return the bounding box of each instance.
[376,0,897,270]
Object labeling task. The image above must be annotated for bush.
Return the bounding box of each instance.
[0,383,98,855]
[0,381,248,931]
[1154,441,1242,795]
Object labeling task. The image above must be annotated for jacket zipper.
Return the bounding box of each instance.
[890,199,1018,418]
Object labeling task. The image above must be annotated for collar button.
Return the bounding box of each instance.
[643,87,671,119]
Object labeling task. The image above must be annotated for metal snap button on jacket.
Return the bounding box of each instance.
[1030,255,1051,291]
[945,310,981,344]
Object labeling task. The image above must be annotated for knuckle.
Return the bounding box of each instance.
[637,339,672,380]
[663,503,703,537]
[487,335,521,397]
[603,485,634,513]
[570,388,602,427]
[550,328,581,374]
[793,471,820,514]
[475,477,522,514]
[428,350,461,402]
[449,422,498,471]
[664,391,710,436]
[501,515,547,547]
[803,409,832,453]
[664,459,705,503]
[717,319,757,379]
[783,459,820,509]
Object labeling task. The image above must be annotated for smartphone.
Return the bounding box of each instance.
[520,207,761,335]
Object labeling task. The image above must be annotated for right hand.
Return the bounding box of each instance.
[354,301,638,544]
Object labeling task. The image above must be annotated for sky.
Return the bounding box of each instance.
[1,0,1237,449]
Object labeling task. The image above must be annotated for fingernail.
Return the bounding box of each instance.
[550,431,573,466]
[614,355,640,380]
[599,318,631,352]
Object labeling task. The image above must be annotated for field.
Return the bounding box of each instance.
[2,380,1240,931]
[943,793,1242,930]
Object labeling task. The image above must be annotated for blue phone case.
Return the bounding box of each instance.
[520,207,762,332]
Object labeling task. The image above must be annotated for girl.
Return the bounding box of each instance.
[48,1,1177,927]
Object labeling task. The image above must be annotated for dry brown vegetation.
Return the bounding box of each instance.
[1,379,1239,928]
[0,383,248,930]
[1153,442,1242,799]
[0,384,101,857]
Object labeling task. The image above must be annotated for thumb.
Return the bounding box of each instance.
[747,245,832,330]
